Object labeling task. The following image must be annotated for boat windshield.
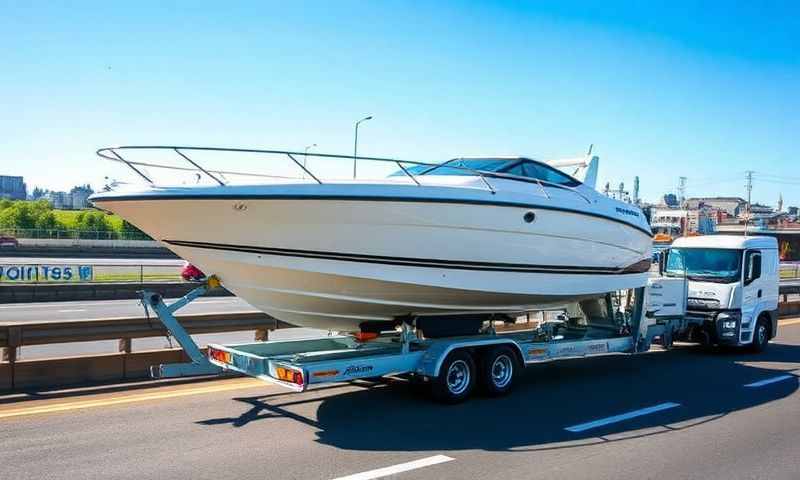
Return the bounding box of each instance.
[387,164,437,177]
[665,248,743,283]
[424,158,518,176]
[389,158,581,187]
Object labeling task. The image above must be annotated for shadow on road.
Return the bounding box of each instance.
[198,342,799,452]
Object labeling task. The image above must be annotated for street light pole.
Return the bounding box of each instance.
[353,115,373,179]
[303,143,317,168]
[302,143,317,180]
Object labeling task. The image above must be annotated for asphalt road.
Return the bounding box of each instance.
[2,320,799,480]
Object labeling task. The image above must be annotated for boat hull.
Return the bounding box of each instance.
[95,194,652,331]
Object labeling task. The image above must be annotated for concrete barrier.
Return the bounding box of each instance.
[780,301,800,318]
[0,282,232,303]
[0,362,10,392]
[9,349,208,390]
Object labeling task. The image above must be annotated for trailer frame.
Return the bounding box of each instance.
[142,279,681,402]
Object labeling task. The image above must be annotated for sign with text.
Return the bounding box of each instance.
[0,265,94,283]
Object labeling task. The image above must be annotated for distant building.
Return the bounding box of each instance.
[42,185,94,210]
[650,207,716,240]
[46,191,71,209]
[0,175,27,200]
[69,185,93,209]
[662,194,679,208]
[685,197,746,217]
[749,203,774,215]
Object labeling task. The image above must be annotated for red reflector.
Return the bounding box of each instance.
[354,332,379,342]
[293,372,303,385]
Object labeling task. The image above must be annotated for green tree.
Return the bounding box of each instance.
[75,211,113,239]
[0,200,66,237]
[34,210,60,230]
[0,202,36,230]
[121,220,150,240]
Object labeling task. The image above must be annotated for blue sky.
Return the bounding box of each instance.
[2,1,798,206]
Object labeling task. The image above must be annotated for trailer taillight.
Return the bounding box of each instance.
[208,347,231,364]
[276,366,304,385]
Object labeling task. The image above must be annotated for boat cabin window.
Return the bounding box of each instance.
[420,158,580,187]
[515,161,579,186]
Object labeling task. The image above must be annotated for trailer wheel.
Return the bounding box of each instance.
[431,350,476,404]
[479,346,518,396]
[749,316,770,353]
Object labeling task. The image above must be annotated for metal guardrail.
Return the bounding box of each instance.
[0,311,282,391]
[781,262,800,281]
[0,312,275,349]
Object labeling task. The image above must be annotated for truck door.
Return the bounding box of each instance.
[742,249,763,331]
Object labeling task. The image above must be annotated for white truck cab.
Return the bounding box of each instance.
[659,235,779,350]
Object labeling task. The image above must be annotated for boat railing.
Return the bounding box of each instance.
[96,146,591,203]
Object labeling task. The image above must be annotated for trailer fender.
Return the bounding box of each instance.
[417,338,525,378]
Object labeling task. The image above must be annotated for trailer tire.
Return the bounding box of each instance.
[479,345,518,396]
[749,316,770,353]
[431,350,476,404]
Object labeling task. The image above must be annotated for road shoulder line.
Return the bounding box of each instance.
[565,402,681,433]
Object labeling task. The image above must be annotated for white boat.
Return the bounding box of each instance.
[90,146,652,332]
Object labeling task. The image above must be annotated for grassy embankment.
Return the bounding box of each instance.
[51,209,126,230]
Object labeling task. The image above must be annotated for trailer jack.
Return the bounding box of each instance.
[141,275,224,379]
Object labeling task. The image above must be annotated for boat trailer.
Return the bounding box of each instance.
[140,276,683,402]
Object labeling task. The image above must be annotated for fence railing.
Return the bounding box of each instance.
[781,262,800,281]
[2,228,152,241]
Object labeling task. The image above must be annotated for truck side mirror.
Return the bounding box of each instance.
[658,249,668,276]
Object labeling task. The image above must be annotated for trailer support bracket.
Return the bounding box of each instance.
[141,276,224,378]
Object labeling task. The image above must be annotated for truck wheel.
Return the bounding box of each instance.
[749,316,770,353]
[479,345,518,396]
[431,350,476,404]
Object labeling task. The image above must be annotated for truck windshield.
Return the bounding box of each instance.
[665,248,742,283]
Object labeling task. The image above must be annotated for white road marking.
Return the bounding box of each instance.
[744,375,795,388]
[57,309,87,313]
[565,402,681,433]
[331,455,454,480]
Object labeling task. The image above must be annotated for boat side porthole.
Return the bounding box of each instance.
[233,202,248,212]
[523,211,536,223]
